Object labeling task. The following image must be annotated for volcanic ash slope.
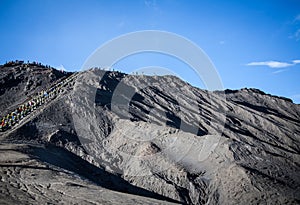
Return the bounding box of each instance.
[1,67,300,204]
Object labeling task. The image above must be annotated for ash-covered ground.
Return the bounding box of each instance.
[0,62,299,204]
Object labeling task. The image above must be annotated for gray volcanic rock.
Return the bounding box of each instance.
[0,61,70,117]
[0,144,177,205]
[0,65,299,204]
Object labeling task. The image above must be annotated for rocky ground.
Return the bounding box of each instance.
[0,62,299,204]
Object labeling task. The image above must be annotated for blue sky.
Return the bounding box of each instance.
[0,0,300,103]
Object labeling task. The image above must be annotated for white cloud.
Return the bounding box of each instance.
[294,29,300,41]
[289,29,300,41]
[144,0,159,10]
[289,15,300,41]
[246,59,300,73]
[272,69,288,74]
[246,61,293,68]
[293,59,300,64]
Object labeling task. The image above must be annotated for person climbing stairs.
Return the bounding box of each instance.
[0,72,79,132]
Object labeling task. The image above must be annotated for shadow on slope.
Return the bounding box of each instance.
[233,100,300,124]
[26,144,181,204]
[95,71,208,136]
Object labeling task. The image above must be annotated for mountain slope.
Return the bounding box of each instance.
[0,64,299,204]
[0,61,70,117]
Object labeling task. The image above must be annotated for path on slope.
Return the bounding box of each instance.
[0,72,79,140]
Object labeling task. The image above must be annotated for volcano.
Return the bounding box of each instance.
[0,61,299,204]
